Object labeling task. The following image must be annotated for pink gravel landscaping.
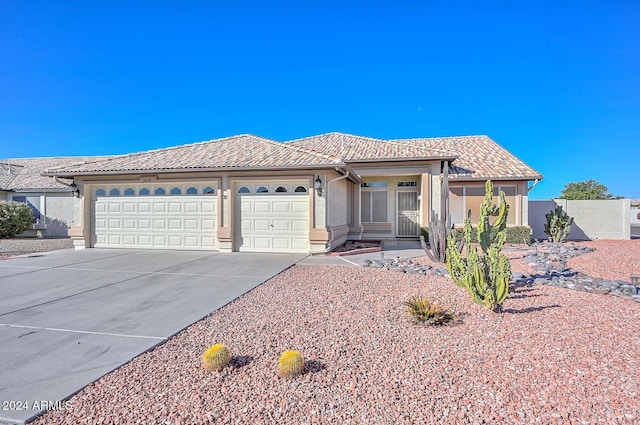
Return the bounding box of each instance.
[35,241,640,424]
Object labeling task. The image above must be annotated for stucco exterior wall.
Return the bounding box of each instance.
[327,174,348,227]
[44,193,76,237]
[529,199,631,240]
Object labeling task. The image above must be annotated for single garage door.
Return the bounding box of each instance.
[235,182,310,253]
[93,183,217,250]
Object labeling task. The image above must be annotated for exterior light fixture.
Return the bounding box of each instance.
[314,175,323,196]
[69,181,80,198]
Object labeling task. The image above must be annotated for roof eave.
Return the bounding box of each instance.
[345,155,457,164]
[43,163,350,177]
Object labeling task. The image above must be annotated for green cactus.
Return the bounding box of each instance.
[446,180,511,312]
[202,343,231,372]
[544,206,574,242]
[278,350,305,379]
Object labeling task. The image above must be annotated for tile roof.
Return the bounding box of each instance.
[0,157,108,191]
[46,134,344,175]
[392,135,543,180]
[286,132,456,162]
[37,132,541,182]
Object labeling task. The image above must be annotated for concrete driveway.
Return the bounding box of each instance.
[0,249,306,424]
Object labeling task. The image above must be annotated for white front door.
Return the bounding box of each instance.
[234,182,309,253]
[396,191,420,237]
[93,183,217,250]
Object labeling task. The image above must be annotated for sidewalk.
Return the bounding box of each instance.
[297,240,425,267]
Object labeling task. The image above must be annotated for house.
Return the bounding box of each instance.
[0,157,108,237]
[39,132,542,253]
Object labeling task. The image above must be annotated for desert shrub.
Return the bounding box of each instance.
[404,296,459,326]
[0,201,33,238]
[278,350,305,378]
[452,226,531,245]
[202,343,231,372]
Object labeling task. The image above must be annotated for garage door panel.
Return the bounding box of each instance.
[291,220,308,232]
[254,219,271,231]
[93,187,218,251]
[253,202,271,213]
[272,220,290,231]
[273,202,290,213]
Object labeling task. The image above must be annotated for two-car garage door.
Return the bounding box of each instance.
[91,181,311,253]
[93,184,217,250]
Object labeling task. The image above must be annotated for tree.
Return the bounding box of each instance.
[559,179,616,200]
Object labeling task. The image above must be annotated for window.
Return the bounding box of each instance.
[398,181,417,187]
[275,186,287,193]
[124,188,135,196]
[12,196,40,223]
[186,187,197,195]
[361,182,388,188]
[361,190,387,222]
[238,186,250,193]
[203,186,214,194]
[294,186,307,193]
[449,185,517,225]
[139,188,150,195]
[154,187,165,195]
[257,186,268,193]
[170,187,181,195]
[109,188,120,196]
[96,189,106,196]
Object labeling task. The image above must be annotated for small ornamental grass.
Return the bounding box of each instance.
[404,296,459,326]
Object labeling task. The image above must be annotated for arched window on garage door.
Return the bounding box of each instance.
[294,186,307,193]
[154,187,165,195]
[186,187,197,195]
[96,189,106,196]
[110,188,120,196]
[170,187,181,195]
[238,186,250,193]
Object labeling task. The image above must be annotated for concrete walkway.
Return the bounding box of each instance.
[0,249,305,424]
[298,240,425,266]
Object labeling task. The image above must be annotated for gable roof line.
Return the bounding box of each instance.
[43,134,265,173]
[256,137,344,164]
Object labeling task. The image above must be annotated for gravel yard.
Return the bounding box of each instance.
[34,240,640,424]
[0,238,73,260]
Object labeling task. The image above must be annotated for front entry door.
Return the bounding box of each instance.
[396,191,420,237]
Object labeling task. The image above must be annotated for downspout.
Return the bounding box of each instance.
[53,176,74,190]
[527,179,539,192]
[323,170,351,252]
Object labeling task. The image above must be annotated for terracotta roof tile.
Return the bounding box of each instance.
[0,157,108,191]
[47,135,343,175]
[287,132,456,162]
[392,135,543,180]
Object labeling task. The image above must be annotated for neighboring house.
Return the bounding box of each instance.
[0,157,107,237]
[43,132,542,253]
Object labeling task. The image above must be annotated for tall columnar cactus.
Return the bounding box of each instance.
[421,210,449,262]
[202,343,231,372]
[278,350,305,378]
[544,206,574,243]
[446,181,511,312]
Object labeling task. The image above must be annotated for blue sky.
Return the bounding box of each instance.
[1,1,638,199]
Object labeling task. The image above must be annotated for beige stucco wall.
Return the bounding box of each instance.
[44,193,76,237]
[529,199,631,240]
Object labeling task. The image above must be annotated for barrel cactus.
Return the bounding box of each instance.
[202,343,231,372]
[278,350,305,378]
[544,206,574,242]
[446,180,511,312]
